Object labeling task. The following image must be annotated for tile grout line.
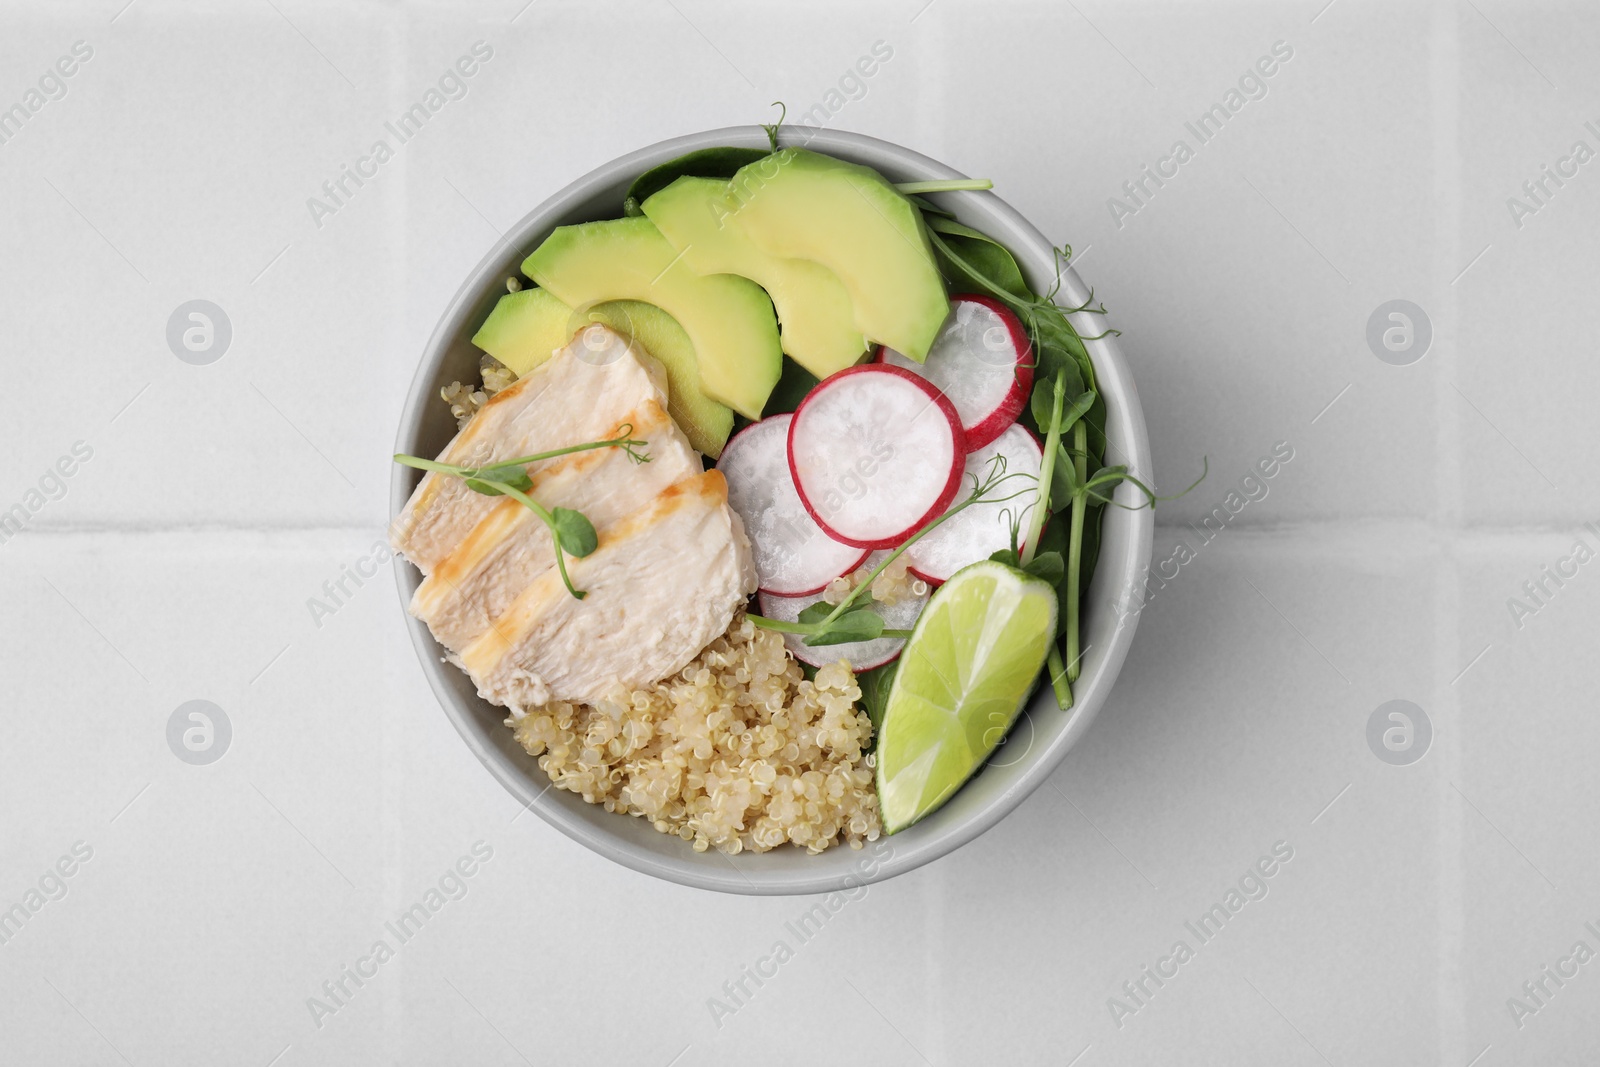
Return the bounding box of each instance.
[1431,3,1469,1063]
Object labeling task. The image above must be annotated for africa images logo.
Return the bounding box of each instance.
[305,41,494,230]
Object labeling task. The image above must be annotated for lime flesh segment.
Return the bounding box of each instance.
[875,560,1058,834]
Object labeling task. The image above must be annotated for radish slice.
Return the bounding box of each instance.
[758,580,928,671]
[903,424,1043,584]
[787,364,966,550]
[877,294,1033,450]
[718,415,869,596]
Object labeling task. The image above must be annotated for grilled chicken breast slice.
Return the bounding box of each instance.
[458,471,757,710]
[410,397,701,649]
[391,325,668,574]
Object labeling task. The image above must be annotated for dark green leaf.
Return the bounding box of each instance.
[1051,446,1079,502]
[1035,317,1092,378]
[796,600,834,626]
[1033,517,1067,558]
[926,217,1031,300]
[1029,343,1075,388]
[761,356,827,418]
[1023,551,1065,587]
[1079,501,1105,595]
[904,193,956,219]
[550,507,598,557]
[1029,371,1088,434]
[624,147,772,208]
[1083,466,1128,506]
[1060,390,1096,434]
[1029,375,1061,430]
[989,548,1021,568]
[857,659,899,735]
[804,608,885,647]
[463,478,503,496]
[1082,391,1109,469]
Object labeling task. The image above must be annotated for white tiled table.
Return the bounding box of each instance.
[2,2,1597,1064]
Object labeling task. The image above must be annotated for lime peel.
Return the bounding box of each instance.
[874,560,1058,834]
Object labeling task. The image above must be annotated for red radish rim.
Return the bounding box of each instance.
[719,415,870,597]
[785,363,969,551]
[957,294,1034,450]
[905,425,1044,585]
[765,547,870,597]
[873,293,1034,451]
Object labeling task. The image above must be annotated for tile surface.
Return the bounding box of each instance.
[1,1,1597,1064]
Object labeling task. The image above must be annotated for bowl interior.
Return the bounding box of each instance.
[391,125,1154,895]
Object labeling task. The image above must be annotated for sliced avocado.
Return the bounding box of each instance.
[522,216,781,420]
[724,148,950,362]
[583,300,733,457]
[471,286,570,377]
[624,146,772,209]
[641,176,868,379]
[470,288,733,457]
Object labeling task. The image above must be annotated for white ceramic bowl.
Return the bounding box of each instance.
[391,126,1154,895]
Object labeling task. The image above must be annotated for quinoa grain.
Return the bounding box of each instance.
[509,613,880,855]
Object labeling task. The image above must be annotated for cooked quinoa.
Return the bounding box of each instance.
[822,553,930,607]
[508,613,881,855]
[440,355,516,428]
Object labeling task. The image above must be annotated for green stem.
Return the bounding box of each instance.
[1021,375,1066,566]
[894,178,993,194]
[1046,645,1072,710]
[1065,421,1088,682]
[481,479,585,600]
[394,455,476,476]
[747,615,912,639]
[394,428,646,478]
[928,230,1031,312]
[746,465,1035,644]
[818,473,1030,629]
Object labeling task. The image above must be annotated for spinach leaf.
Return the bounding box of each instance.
[623,146,772,212]
[927,217,1032,301]
[761,356,823,418]
[1051,446,1079,503]
[1033,519,1067,559]
[904,193,956,220]
[857,659,899,734]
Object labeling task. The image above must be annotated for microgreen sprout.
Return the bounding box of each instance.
[746,454,1036,646]
[760,102,786,151]
[393,426,651,600]
[921,210,1206,710]
[393,424,651,487]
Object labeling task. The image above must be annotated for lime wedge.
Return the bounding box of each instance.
[875,560,1058,833]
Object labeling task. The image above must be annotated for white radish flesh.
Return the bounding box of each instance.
[718,414,868,595]
[787,364,966,549]
[878,294,1033,450]
[903,424,1043,584]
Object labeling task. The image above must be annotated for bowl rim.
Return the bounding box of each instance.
[391,124,1154,895]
